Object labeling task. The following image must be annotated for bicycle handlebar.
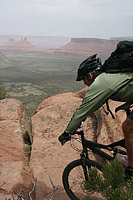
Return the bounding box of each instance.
[71,130,84,136]
[59,130,84,145]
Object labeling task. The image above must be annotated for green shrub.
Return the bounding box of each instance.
[25,144,32,157]
[84,160,133,200]
[0,87,7,100]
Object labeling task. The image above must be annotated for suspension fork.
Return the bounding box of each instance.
[80,134,90,180]
[80,150,89,181]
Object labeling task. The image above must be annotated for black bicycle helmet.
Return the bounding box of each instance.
[76,54,102,81]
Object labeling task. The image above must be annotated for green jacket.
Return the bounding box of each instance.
[65,73,133,133]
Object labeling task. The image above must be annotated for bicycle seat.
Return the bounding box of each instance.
[115,102,133,113]
[107,139,125,148]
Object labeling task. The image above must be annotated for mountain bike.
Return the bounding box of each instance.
[62,102,132,200]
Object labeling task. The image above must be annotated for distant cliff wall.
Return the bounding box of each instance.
[47,37,119,57]
[71,38,118,44]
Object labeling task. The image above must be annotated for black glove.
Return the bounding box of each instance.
[58,132,71,145]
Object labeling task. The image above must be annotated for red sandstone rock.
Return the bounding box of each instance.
[0,38,42,52]
[30,90,126,199]
[0,93,127,200]
[46,39,119,56]
[0,98,33,199]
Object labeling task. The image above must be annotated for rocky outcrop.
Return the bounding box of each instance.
[47,38,119,57]
[0,92,127,200]
[30,90,126,199]
[0,98,33,199]
[71,38,117,44]
[0,38,42,53]
[0,35,71,50]
[30,93,83,199]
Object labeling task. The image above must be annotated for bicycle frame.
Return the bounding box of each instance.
[71,130,127,182]
[62,104,132,199]
[72,130,127,167]
[70,102,131,165]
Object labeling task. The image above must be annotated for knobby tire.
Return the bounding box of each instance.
[63,159,103,200]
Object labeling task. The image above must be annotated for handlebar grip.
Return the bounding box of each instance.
[58,134,71,145]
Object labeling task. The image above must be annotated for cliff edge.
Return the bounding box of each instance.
[0,90,126,199]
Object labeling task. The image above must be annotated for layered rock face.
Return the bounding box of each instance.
[0,98,33,199]
[47,38,119,57]
[30,90,126,199]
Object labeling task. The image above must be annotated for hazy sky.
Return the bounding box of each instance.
[0,0,133,39]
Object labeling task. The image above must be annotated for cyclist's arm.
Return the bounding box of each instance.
[64,75,112,133]
[64,73,131,134]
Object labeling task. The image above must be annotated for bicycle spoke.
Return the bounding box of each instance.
[68,165,88,199]
[63,159,103,200]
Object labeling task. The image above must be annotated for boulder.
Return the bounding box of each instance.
[30,91,126,199]
[0,98,34,199]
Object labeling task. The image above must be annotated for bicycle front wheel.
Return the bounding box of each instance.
[63,159,103,200]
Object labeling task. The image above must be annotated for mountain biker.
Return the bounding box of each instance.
[58,54,133,180]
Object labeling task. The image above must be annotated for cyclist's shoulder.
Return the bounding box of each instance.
[92,73,116,89]
[89,72,133,94]
[96,72,133,84]
[98,72,133,79]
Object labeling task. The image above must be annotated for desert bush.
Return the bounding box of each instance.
[0,87,7,100]
[84,160,133,200]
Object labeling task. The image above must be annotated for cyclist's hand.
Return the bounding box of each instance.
[58,132,71,145]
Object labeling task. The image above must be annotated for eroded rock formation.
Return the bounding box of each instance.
[0,98,33,199]
[0,38,42,52]
[47,38,119,57]
[0,91,126,199]
[30,90,125,199]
